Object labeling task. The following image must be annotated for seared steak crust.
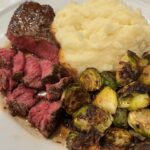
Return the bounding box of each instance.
[7,1,59,62]
[7,1,55,43]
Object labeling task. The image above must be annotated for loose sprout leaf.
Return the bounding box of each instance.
[139,65,150,86]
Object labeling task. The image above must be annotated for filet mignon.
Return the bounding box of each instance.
[0,48,15,69]
[28,101,62,137]
[7,85,36,117]
[23,55,42,89]
[12,51,25,80]
[6,1,59,63]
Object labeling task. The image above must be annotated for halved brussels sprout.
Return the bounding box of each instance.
[73,105,113,133]
[113,109,128,128]
[61,83,90,115]
[103,128,132,147]
[93,87,118,114]
[128,109,150,137]
[80,68,102,92]
[116,50,140,86]
[66,130,101,150]
[118,93,149,111]
[101,71,118,90]
[139,65,150,86]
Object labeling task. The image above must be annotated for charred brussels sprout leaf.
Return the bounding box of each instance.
[139,65,150,86]
[80,68,102,92]
[142,51,150,64]
[66,130,101,150]
[117,81,148,98]
[128,109,150,138]
[66,131,78,150]
[133,140,150,150]
[116,50,140,86]
[101,71,118,90]
[73,105,113,133]
[103,128,132,147]
[61,83,90,115]
[113,109,128,128]
[118,93,149,111]
[93,87,118,114]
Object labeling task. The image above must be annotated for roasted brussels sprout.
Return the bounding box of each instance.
[116,50,140,86]
[73,105,113,133]
[61,83,90,115]
[128,109,150,137]
[139,65,150,86]
[93,87,118,114]
[80,68,102,92]
[113,109,128,128]
[66,130,101,150]
[103,128,132,147]
[118,93,149,111]
[101,71,118,90]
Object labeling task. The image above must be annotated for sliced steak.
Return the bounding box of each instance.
[0,48,15,69]
[23,55,42,89]
[40,59,52,81]
[7,85,36,117]
[28,101,62,137]
[8,77,17,91]
[46,77,73,101]
[0,69,11,91]
[7,1,59,62]
[41,63,70,84]
[12,51,25,80]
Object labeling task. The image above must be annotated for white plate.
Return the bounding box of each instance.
[0,0,150,150]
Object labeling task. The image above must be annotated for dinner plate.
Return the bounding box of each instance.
[0,0,150,150]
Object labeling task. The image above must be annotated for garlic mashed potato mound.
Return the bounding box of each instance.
[53,0,150,72]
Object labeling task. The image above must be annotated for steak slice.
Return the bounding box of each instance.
[12,51,25,80]
[0,48,15,69]
[23,55,42,89]
[7,85,36,117]
[41,63,70,84]
[46,77,73,101]
[7,1,59,62]
[0,69,11,91]
[28,101,62,137]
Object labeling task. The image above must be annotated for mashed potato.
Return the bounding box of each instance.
[53,0,150,72]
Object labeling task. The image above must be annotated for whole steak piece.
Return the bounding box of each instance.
[7,85,36,117]
[7,1,59,63]
[28,101,62,137]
